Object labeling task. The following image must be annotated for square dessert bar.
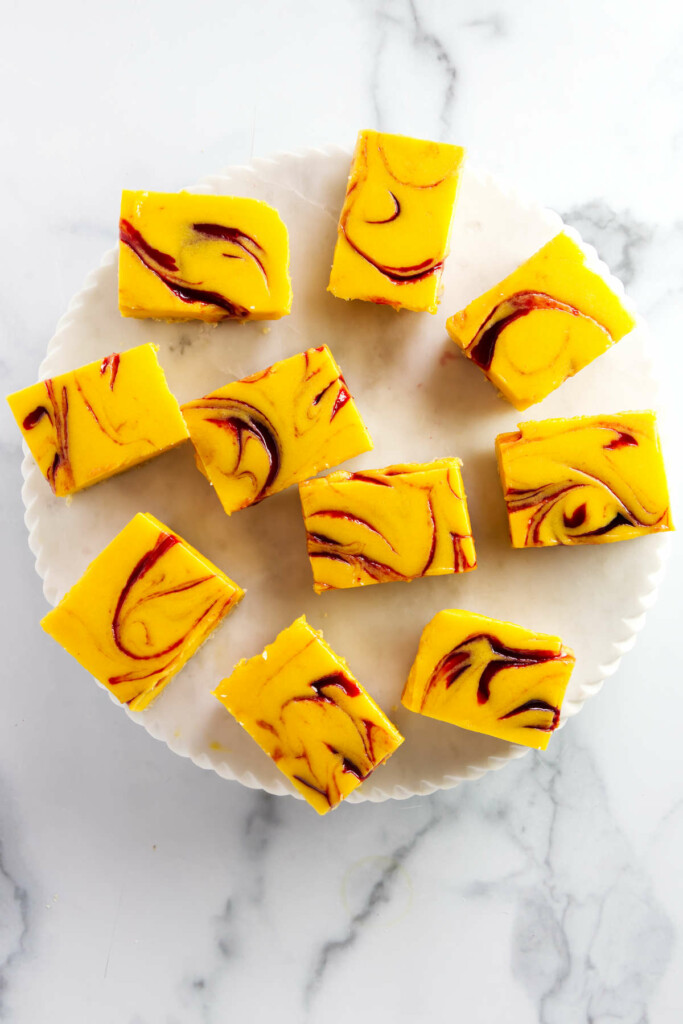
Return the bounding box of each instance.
[446,232,637,410]
[7,343,189,497]
[299,458,476,593]
[401,609,575,750]
[181,345,372,516]
[42,513,244,711]
[119,190,292,321]
[213,616,404,814]
[328,130,465,314]
[495,411,674,547]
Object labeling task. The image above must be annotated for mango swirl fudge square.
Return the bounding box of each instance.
[42,513,244,710]
[7,343,189,497]
[119,191,292,321]
[402,610,575,750]
[181,346,372,516]
[299,459,476,593]
[446,233,636,410]
[495,411,673,547]
[213,616,404,814]
[329,130,465,313]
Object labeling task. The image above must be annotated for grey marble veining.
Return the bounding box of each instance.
[368,0,458,138]
[1,0,683,1021]
[561,200,654,289]
[303,802,442,1011]
[153,731,677,1024]
[0,839,29,1018]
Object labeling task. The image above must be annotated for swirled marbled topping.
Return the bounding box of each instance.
[7,343,189,496]
[446,233,636,410]
[41,513,244,711]
[401,609,575,750]
[299,458,476,593]
[213,616,403,815]
[329,130,465,313]
[181,346,372,516]
[495,411,674,547]
[118,191,292,322]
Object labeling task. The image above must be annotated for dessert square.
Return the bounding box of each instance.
[401,609,575,750]
[42,513,244,710]
[299,458,476,593]
[328,130,465,314]
[119,190,292,321]
[446,232,637,410]
[7,343,189,497]
[181,345,372,516]
[495,411,674,547]
[213,615,403,814]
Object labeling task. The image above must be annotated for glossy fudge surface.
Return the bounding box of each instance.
[402,609,575,750]
[119,191,292,321]
[7,343,188,497]
[328,130,465,314]
[495,411,674,547]
[182,346,372,516]
[213,616,403,814]
[42,513,244,711]
[299,458,476,593]
[446,233,636,410]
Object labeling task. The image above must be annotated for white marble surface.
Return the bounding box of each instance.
[1,1,682,1021]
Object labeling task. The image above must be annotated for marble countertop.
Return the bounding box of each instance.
[2,1,682,1021]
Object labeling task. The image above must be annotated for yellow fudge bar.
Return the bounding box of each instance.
[42,513,244,711]
[214,615,403,814]
[495,411,674,547]
[299,458,476,593]
[328,130,465,314]
[402,610,575,750]
[7,344,188,497]
[119,190,292,321]
[181,346,372,516]
[446,233,636,410]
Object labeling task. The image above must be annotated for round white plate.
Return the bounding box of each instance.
[22,147,670,803]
